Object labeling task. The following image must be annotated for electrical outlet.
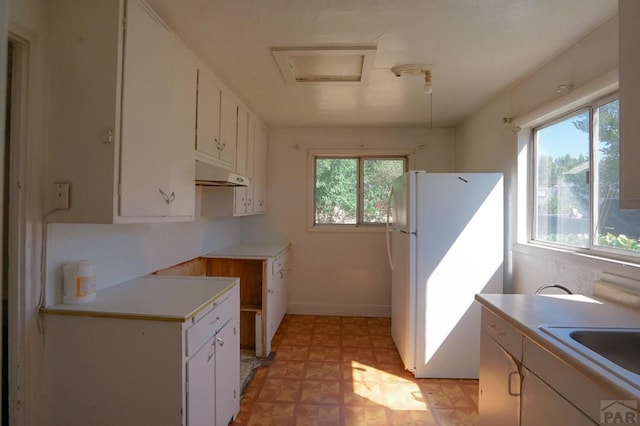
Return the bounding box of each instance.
[53,182,70,210]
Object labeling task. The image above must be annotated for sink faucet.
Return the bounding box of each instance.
[535,284,573,295]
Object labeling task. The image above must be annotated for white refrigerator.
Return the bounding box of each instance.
[386,171,504,378]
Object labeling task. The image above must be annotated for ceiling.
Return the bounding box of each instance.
[145,0,617,128]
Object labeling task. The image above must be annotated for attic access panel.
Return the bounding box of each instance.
[272,46,376,84]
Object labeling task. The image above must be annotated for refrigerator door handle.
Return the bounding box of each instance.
[386,186,395,271]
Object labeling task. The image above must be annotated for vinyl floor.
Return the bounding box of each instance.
[232,315,479,425]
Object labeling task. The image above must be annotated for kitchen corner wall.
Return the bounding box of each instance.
[264,127,454,316]
[454,15,640,295]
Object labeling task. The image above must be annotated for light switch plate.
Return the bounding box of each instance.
[52,182,70,210]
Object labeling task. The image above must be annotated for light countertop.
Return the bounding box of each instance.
[475,293,640,399]
[42,275,238,322]
[203,242,289,259]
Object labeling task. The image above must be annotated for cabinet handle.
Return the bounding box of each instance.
[216,337,225,347]
[158,188,175,204]
[207,339,216,362]
[508,371,521,396]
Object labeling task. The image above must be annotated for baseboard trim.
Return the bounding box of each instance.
[287,303,391,317]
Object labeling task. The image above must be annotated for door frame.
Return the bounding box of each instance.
[4,29,31,426]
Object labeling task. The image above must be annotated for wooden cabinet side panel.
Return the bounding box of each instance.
[44,315,183,426]
[240,311,257,349]
[207,258,263,310]
[152,257,207,276]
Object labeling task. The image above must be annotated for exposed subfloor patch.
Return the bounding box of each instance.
[240,349,272,395]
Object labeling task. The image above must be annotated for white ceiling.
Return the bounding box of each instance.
[145,0,617,128]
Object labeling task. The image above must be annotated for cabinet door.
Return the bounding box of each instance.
[478,331,520,426]
[196,68,222,159]
[166,42,197,217]
[215,320,240,425]
[252,122,268,213]
[119,0,176,217]
[186,336,216,426]
[234,187,249,215]
[266,253,288,344]
[236,107,249,176]
[246,115,256,212]
[521,368,596,426]
[219,92,238,168]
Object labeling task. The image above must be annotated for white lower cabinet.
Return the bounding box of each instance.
[521,368,595,426]
[215,319,240,425]
[187,335,217,426]
[479,306,616,426]
[44,282,239,426]
[266,249,289,350]
[478,310,521,426]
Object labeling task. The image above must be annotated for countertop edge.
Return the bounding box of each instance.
[41,277,238,322]
[475,293,640,400]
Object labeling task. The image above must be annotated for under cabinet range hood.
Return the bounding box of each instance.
[195,160,249,187]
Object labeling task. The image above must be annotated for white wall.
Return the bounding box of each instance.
[454,16,640,295]
[44,214,242,306]
[264,127,454,316]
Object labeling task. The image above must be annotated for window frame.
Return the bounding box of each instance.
[308,149,413,232]
[526,91,640,260]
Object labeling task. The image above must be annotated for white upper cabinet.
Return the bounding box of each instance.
[253,121,269,213]
[619,0,640,209]
[195,68,222,160]
[219,92,238,167]
[196,69,238,170]
[47,0,196,223]
[200,113,269,217]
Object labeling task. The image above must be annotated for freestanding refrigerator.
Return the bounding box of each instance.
[386,171,504,378]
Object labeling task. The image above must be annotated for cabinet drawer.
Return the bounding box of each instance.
[272,249,290,275]
[186,289,237,357]
[481,309,522,360]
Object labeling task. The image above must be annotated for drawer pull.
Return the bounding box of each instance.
[216,337,225,347]
[210,316,220,326]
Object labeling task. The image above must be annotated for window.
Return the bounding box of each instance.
[532,96,640,255]
[314,156,407,226]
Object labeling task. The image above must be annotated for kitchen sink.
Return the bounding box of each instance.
[539,326,640,389]
[569,329,640,375]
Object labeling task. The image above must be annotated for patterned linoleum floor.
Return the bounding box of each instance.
[232,315,478,425]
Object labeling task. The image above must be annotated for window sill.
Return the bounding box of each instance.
[307,224,388,233]
[512,242,640,271]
